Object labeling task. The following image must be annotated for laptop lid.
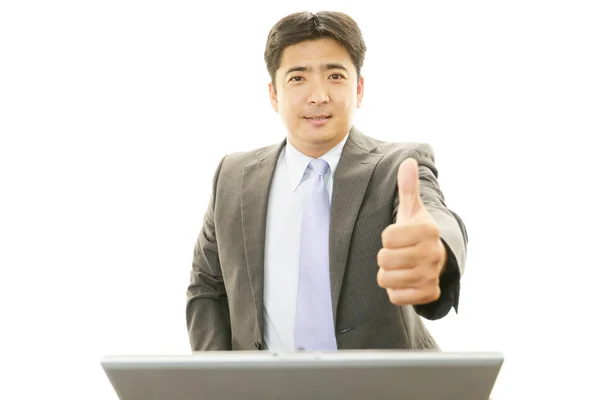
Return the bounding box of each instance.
[101,350,503,400]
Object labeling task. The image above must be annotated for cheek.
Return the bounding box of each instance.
[334,88,356,109]
[280,92,304,115]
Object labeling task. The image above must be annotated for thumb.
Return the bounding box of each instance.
[397,157,423,222]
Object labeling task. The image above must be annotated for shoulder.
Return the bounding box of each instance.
[378,140,435,160]
[347,128,440,182]
[212,141,284,178]
[352,129,437,168]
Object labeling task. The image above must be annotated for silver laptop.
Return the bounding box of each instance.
[101,350,503,400]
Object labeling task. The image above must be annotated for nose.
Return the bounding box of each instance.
[307,81,329,105]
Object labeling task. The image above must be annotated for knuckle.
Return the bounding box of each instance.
[418,292,431,304]
[377,248,385,266]
[378,248,393,269]
[389,291,403,306]
[426,285,441,303]
[429,244,442,264]
[381,226,391,247]
[419,246,432,260]
[429,223,440,238]
[382,225,401,248]
[422,274,436,290]
[420,239,440,263]
[376,268,385,287]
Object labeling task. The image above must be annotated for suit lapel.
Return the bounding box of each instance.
[241,141,284,339]
[330,127,383,324]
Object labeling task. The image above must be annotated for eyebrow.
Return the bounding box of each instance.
[285,63,349,76]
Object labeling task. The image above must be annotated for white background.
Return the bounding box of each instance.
[1,1,599,399]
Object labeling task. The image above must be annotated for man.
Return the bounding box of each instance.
[186,11,467,351]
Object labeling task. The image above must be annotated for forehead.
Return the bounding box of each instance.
[279,37,354,71]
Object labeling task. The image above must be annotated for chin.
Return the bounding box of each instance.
[286,118,346,148]
[300,129,335,144]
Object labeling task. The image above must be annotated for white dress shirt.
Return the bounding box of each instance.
[263,133,349,351]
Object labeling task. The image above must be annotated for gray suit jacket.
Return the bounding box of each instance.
[186,126,468,351]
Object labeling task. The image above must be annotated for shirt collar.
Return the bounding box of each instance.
[284,132,349,192]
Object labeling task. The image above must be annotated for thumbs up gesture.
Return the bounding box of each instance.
[377,158,447,306]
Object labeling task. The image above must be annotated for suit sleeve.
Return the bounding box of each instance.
[393,143,468,320]
[186,156,232,350]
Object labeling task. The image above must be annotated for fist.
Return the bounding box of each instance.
[377,158,447,306]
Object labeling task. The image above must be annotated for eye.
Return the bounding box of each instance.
[289,76,304,82]
[330,73,345,80]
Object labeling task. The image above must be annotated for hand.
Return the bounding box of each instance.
[377,158,447,306]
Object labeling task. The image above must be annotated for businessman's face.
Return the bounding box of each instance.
[269,37,364,158]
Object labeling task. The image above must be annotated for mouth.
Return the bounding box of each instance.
[304,115,331,126]
[304,114,330,118]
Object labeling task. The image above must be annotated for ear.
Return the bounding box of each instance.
[356,75,365,108]
[268,81,279,113]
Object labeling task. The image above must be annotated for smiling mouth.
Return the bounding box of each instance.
[304,115,331,127]
[304,116,331,120]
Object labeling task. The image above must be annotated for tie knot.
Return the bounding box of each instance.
[308,159,330,176]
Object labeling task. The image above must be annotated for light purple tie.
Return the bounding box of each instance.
[294,159,338,351]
